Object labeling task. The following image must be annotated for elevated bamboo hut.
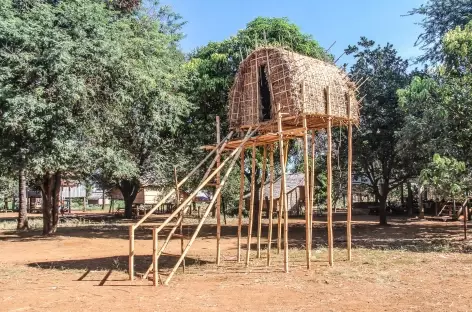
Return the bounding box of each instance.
[128,47,361,286]
[229,47,359,132]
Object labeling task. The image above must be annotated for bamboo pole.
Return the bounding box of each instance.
[464,199,468,240]
[237,148,245,263]
[245,143,257,266]
[302,116,311,269]
[174,167,185,272]
[309,129,315,253]
[164,143,244,286]
[277,115,289,273]
[326,87,334,267]
[347,94,353,261]
[216,116,221,266]
[152,228,158,286]
[256,145,267,258]
[134,131,234,229]
[267,144,275,266]
[129,225,134,280]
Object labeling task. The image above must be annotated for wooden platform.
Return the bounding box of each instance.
[203,114,356,151]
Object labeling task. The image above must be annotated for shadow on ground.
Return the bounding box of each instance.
[4,214,472,253]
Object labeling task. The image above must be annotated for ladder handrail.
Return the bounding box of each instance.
[133,131,234,229]
[153,127,258,235]
[164,134,248,285]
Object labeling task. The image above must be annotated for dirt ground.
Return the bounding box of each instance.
[1,212,472,312]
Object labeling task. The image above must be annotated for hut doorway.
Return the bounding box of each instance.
[259,65,271,121]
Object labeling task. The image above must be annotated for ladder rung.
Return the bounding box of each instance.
[206,183,219,187]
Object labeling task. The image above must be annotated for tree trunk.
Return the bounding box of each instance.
[41,172,62,235]
[119,180,139,219]
[407,182,413,216]
[400,183,404,205]
[379,196,388,225]
[3,198,8,211]
[17,168,28,230]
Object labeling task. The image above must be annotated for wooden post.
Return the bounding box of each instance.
[256,145,267,258]
[245,143,257,266]
[216,116,222,266]
[129,225,135,280]
[152,228,158,286]
[310,129,315,252]
[267,145,274,266]
[302,116,311,269]
[326,87,334,267]
[174,167,185,272]
[237,148,245,263]
[464,199,468,240]
[277,117,289,273]
[347,94,353,261]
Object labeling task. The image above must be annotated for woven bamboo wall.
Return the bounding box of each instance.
[229,47,360,129]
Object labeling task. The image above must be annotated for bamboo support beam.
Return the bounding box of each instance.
[174,167,185,272]
[267,145,274,266]
[326,87,334,267]
[129,225,134,280]
[164,143,244,286]
[256,145,267,258]
[277,113,289,273]
[310,129,315,253]
[302,116,311,269]
[237,148,245,263]
[216,116,221,266]
[245,143,257,266]
[152,228,158,286]
[347,95,353,261]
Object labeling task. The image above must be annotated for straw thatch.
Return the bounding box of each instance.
[228,47,360,130]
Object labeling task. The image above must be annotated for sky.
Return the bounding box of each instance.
[162,0,427,65]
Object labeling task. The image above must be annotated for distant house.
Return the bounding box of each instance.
[244,173,307,216]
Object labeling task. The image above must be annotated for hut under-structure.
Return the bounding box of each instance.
[126,47,360,286]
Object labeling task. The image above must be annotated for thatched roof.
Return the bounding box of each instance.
[229,47,359,130]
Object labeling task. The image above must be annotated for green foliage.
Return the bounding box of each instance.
[420,154,469,199]
[408,0,472,63]
[346,38,413,202]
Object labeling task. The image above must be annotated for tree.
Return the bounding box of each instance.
[346,38,413,225]
[420,154,469,205]
[408,0,472,63]
[0,0,147,233]
[97,4,191,219]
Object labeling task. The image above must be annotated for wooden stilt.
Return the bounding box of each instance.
[326,87,334,267]
[347,94,353,261]
[152,228,158,286]
[310,129,316,253]
[267,145,275,266]
[302,115,311,269]
[277,118,289,273]
[256,145,267,258]
[129,225,135,280]
[164,143,244,285]
[245,143,257,266]
[237,148,245,263]
[216,116,221,266]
